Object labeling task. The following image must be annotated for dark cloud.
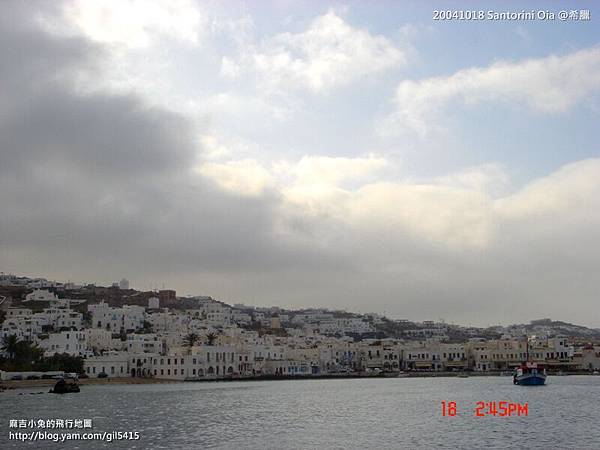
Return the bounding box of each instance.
[0,2,312,277]
[0,2,348,301]
[0,6,194,177]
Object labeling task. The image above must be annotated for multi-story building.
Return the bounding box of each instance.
[126,333,163,354]
[576,345,600,370]
[34,306,83,330]
[89,302,145,333]
[1,316,43,343]
[84,351,129,377]
[40,330,89,357]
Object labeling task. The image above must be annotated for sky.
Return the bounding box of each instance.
[1,0,599,327]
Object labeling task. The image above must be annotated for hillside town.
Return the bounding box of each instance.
[1,273,599,381]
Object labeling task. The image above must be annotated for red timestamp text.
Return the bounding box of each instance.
[441,401,528,417]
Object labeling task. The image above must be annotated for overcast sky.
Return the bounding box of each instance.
[1,1,599,327]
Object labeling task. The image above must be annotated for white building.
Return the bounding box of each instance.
[148,297,160,309]
[188,299,232,327]
[4,308,33,319]
[89,302,145,332]
[150,345,253,380]
[86,328,115,353]
[84,352,129,377]
[231,309,251,325]
[146,311,189,333]
[1,316,42,342]
[126,333,162,354]
[579,345,600,370]
[24,289,59,302]
[40,330,89,357]
[34,306,83,330]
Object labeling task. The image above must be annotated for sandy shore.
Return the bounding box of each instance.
[0,377,177,390]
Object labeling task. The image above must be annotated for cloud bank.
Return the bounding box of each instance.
[1,2,599,327]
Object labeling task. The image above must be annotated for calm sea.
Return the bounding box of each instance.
[1,376,599,449]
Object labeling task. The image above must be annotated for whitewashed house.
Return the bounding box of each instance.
[24,289,59,302]
[84,352,129,377]
[40,330,89,357]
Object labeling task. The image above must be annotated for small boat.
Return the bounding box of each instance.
[457,373,469,378]
[49,378,80,394]
[513,361,546,386]
[513,336,547,386]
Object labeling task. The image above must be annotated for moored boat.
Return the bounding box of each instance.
[513,336,547,386]
[513,361,546,385]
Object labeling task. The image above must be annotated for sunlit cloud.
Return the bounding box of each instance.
[380,47,600,137]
